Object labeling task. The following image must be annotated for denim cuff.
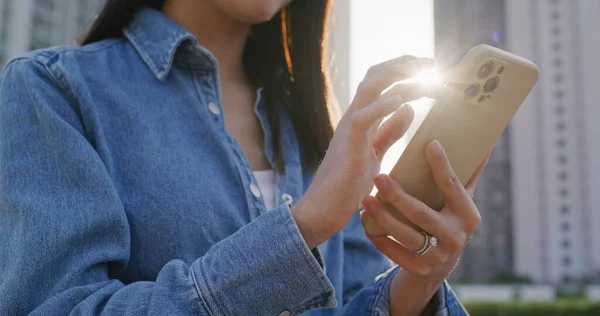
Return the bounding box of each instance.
[191,203,337,315]
[373,268,467,316]
[443,281,469,316]
[371,266,401,315]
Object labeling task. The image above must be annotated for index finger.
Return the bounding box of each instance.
[425,140,472,212]
[351,58,435,110]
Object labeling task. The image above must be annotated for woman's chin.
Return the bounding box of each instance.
[225,0,290,24]
[242,8,282,24]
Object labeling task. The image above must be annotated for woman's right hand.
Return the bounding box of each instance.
[292,56,436,248]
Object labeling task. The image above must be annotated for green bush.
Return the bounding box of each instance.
[464,300,600,316]
[488,271,533,284]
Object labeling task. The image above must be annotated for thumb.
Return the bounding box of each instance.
[372,104,414,161]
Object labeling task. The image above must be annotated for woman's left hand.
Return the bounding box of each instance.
[361,140,491,280]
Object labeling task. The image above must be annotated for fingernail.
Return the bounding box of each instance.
[374,175,389,190]
[370,198,382,211]
[362,197,375,211]
[428,140,443,156]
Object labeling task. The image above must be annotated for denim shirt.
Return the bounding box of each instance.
[0,8,467,316]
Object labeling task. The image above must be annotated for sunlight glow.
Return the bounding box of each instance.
[412,69,442,86]
[349,0,435,194]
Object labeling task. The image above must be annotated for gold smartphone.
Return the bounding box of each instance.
[362,44,539,236]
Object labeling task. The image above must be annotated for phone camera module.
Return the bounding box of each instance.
[463,84,480,100]
[483,76,500,93]
[477,61,495,79]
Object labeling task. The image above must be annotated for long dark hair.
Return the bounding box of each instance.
[80,0,335,171]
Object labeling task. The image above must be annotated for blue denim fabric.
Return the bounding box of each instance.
[0,8,467,316]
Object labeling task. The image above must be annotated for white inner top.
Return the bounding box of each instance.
[253,170,277,210]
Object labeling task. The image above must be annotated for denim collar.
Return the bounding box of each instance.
[123,7,217,80]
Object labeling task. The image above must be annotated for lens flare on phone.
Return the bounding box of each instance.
[413,69,441,85]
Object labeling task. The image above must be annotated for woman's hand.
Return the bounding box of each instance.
[363,141,489,279]
[292,56,434,248]
[362,141,490,315]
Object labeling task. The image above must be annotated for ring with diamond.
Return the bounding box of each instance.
[413,231,437,256]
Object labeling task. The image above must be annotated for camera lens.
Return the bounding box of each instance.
[463,84,480,100]
[483,76,500,93]
[477,62,494,79]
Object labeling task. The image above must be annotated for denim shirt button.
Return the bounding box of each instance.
[282,193,293,205]
[249,183,262,198]
[207,101,220,115]
[278,310,291,316]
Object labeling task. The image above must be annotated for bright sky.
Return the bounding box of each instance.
[349,0,435,187]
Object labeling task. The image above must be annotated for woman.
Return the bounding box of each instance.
[0,0,488,315]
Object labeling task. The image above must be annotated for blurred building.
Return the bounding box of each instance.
[0,0,100,66]
[435,0,600,285]
[329,0,351,112]
[507,0,600,284]
[434,0,514,283]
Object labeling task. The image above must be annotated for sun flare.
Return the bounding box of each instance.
[412,69,442,86]
[349,0,435,193]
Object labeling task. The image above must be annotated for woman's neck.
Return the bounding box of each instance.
[162,0,250,82]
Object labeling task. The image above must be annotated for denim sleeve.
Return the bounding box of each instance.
[340,213,468,315]
[341,212,393,304]
[0,58,336,315]
[344,268,469,315]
